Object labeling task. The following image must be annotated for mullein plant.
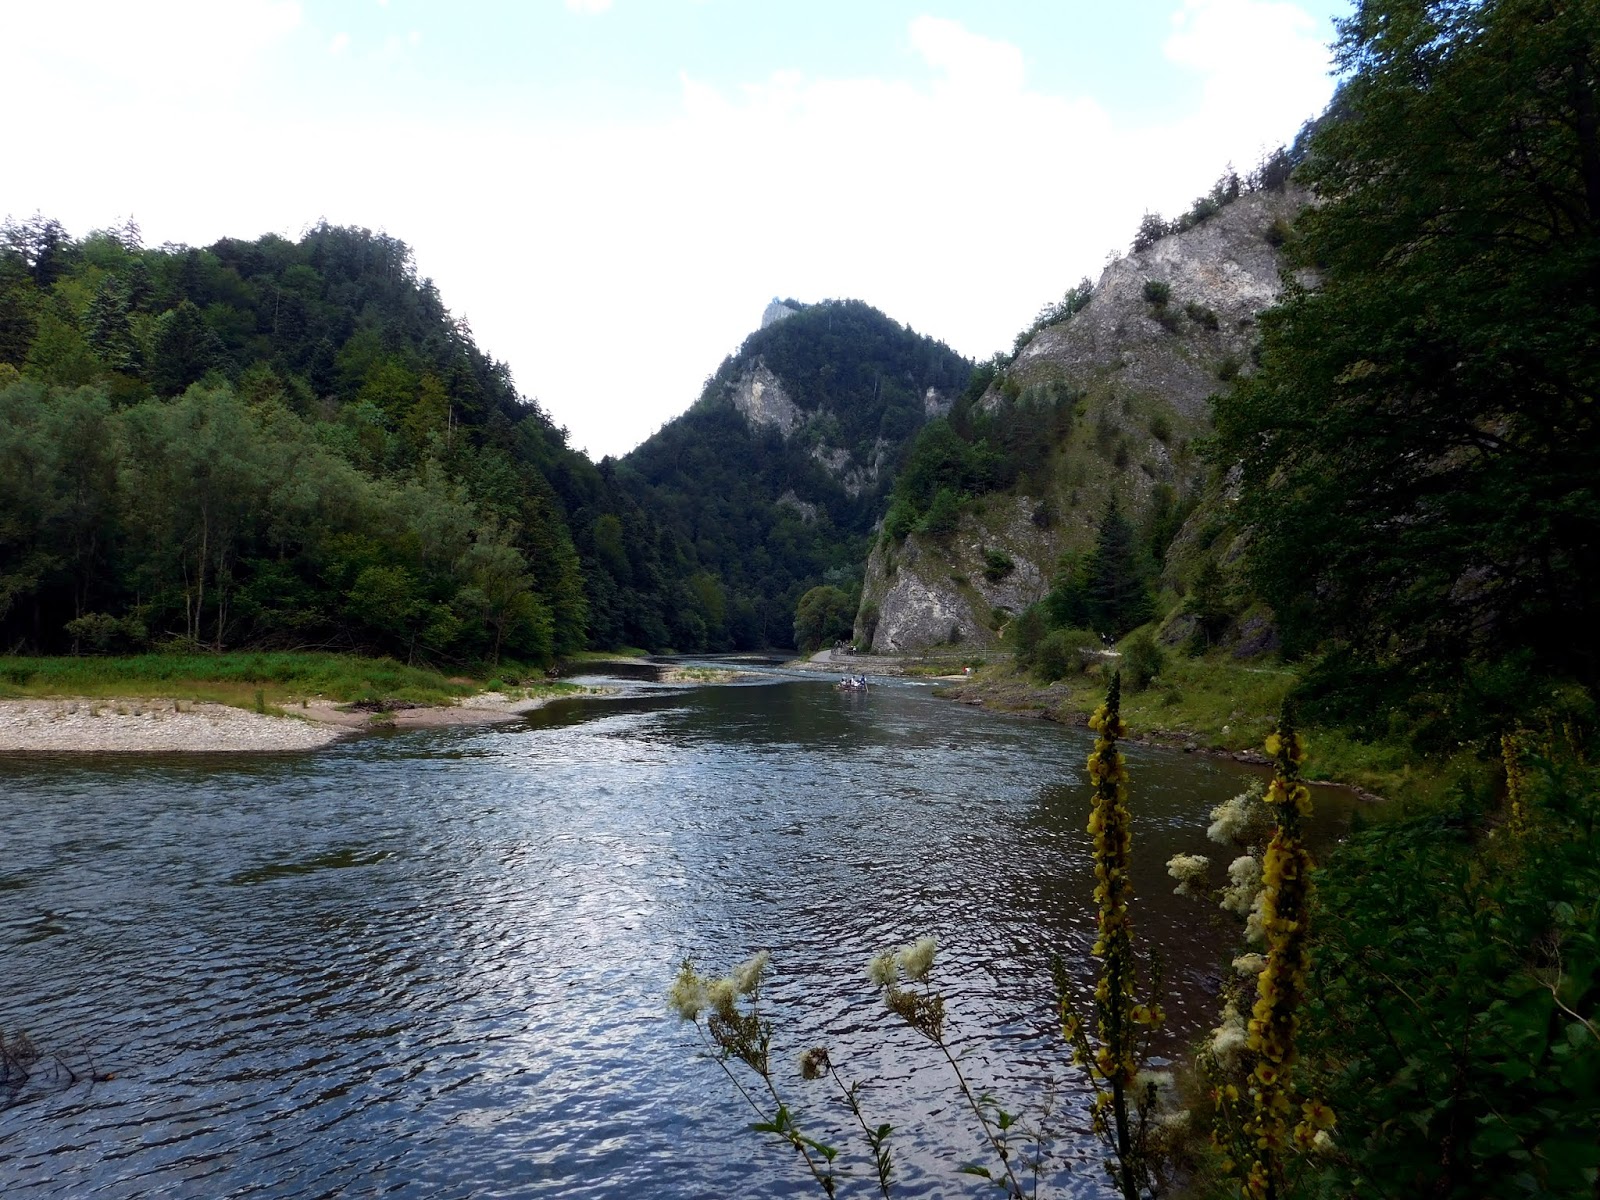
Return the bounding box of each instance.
[1057,673,1172,1200]
[1204,712,1335,1199]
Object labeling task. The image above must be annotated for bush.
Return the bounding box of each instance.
[1216,353,1244,382]
[1149,413,1172,444]
[64,612,147,654]
[1034,627,1100,682]
[1006,606,1048,667]
[916,487,962,539]
[1183,302,1219,331]
[983,548,1015,582]
[1121,630,1165,691]
[1132,212,1169,252]
[1301,763,1600,1197]
[1142,279,1171,306]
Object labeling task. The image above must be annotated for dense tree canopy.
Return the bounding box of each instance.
[624,299,973,650]
[0,220,702,659]
[1213,0,1600,715]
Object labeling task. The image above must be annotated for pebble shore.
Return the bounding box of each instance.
[0,698,347,753]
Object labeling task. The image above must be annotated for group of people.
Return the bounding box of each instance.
[837,675,868,691]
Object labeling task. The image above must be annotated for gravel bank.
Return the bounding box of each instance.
[0,698,347,753]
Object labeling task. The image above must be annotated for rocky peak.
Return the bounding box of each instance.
[761,298,798,329]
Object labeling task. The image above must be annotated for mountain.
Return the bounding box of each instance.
[0,218,686,660]
[619,299,974,649]
[856,183,1308,653]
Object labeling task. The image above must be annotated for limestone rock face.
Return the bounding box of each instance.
[856,188,1308,654]
[1002,187,1307,424]
[731,364,804,436]
[858,498,1052,653]
[761,298,798,329]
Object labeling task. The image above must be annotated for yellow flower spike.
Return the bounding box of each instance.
[1302,1099,1336,1129]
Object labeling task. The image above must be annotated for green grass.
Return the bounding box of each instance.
[559,647,650,662]
[0,652,496,710]
[975,643,1476,803]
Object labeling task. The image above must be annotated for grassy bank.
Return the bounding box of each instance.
[0,652,549,712]
[946,650,1478,803]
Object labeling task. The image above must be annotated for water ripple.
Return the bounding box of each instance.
[0,679,1351,1198]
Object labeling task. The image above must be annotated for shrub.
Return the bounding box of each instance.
[1034,627,1100,682]
[1217,353,1243,382]
[1132,212,1169,252]
[983,548,1015,582]
[1006,605,1048,667]
[1142,279,1171,306]
[1149,413,1172,444]
[1121,630,1165,691]
[64,612,147,654]
[1183,302,1219,331]
[916,487,962,539]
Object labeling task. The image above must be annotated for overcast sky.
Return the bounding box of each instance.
[5,0,1345,459]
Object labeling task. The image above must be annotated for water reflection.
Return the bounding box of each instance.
[0,678,1351,1198]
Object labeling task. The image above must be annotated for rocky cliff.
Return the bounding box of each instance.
[858,187,1308,654]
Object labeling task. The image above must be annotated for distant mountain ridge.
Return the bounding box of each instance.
[620,298,974,648]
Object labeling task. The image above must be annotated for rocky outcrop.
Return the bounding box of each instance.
[775,489,820,524]
[858,497,1053,652]
[731,363,804,436]
[761,298,798,329]
[1002,187,1306,423]
[858,188,1308,654]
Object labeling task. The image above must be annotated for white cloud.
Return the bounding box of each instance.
[330,31,352,55]
[564,0,614,12]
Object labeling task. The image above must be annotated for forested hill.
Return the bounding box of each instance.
[619,299,975,649]
[0,219,700,660]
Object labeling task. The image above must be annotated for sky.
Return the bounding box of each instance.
[4,0,1347,459]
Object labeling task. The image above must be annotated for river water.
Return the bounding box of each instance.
[0,668,1349,1198]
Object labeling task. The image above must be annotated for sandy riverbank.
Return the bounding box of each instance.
[0,690,571,753]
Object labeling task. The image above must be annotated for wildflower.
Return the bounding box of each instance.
[1232,952,1266,978]
[1244,889,1268,944]
[1301,1098,1336,1129]
[668,960,707,1020]
[1134,1069,1173,1093]
[1312,1129,1335,1155]
[866,950,898,989]
[798,1046,830,1080]
[896,936,938,983]
[1129,1003,1164,1026]
[1208,783,1271,845]
[706,977,737,1017]
[731,951,770,996]
[1166,853,1210,896]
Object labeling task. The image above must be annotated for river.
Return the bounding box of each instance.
[0,667,1350,1198]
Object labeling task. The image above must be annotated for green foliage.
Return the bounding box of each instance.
[1211,0,1600,717]
[0,219,703,657]
[1034,627,1100,682]
[982,547,1014,582]
[1182,302,1218,331]
[1006,605,1048,669]
[1120,630,1164,692]
[1141,280,1171,306]
[623,299,974,648]
[1184,558,1232,652]
[793,584,856,653]
[1299,760,1600,1197]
